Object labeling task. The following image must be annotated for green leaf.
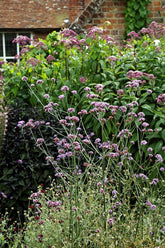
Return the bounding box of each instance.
[141,104,154,112]
[162,130,165,141]
[154,140,163,154]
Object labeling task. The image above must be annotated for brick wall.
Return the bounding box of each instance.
[71,0,165,43]
[0,0,165,41]
[83,0,126,42]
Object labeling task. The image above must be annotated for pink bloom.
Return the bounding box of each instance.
[61,86,69,91]
[108,56,118,62]
[157,94,165,103]
[72,206,77,211]
[155,154,163,162]
[37,80,44,84]
[79,77,87,83]
[141,140,147,145]
[44,94,50,98]
[117,89,124,95]
[68,108,75,113]
[46,55,55,62]
[95,84,104,92]
[22,76,28,81]
[100,188,104,194]
[71,90,77,94]
[58,95,65,100]
[37,138,44,145]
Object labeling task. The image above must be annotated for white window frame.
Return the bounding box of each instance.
[0,32,33,62]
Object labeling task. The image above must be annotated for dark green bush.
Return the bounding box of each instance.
[0,106,58,220]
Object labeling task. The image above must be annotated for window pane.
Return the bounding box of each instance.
[5,33,17,57]
[0,33,3,56]
[6,58,17,64]
[19,32,30,37]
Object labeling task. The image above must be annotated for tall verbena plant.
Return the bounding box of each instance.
[1,23,165,247]
[1,87,165,247]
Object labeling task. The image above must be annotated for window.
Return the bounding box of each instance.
[0,32,33,63]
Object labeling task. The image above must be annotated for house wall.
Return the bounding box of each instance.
[0,0,165,41]
[78,0,165,43]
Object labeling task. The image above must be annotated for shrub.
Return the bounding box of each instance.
[1,23,165,245]
[1,95,165,247]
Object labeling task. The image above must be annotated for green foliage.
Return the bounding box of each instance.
[124,0,151,36]
[0,106,58,220]
[1,23,165,225]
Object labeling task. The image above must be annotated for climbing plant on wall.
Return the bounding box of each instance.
[124,0,151,36]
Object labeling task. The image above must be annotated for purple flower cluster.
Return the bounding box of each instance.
[12,35,32,46]
[145,200,156,210]
[156,94,165,104]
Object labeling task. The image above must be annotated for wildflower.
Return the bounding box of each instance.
[79,77,87,83]
[157,93,165,103]
[151,178,159,185]
[59,28,78,37]
[36,138,44,145]
[95,84,104,92]
[26,57,40,66]
[117,89,124,96]
[150,205,156,210]
[68,108,75,113]
[37,234,43,240]
[44,103,53,112]
[138,112,145,117]
[12,35,32,45]
[69,116,79,122]
[43,94,50,98]
[17,159,23,164]
[162,227,165,231]
[22,76,28,81]
[160,167,164,171]
[46,55,55,62]
[107,218,114,225]
[141,140,147,145]
[61,86,69,91]
[72,206,77,211]
[155,154,163,162]
[162,146,165,151]
[112,190,118,196]
[147,89,152,94]
[58,95,65,101]
[82,139,90,144]
[84,87,91,91]
[97,182,102,187]
[126,70,143,80]
[36,80,44,84]
[144,73,155,81]
[119,106,127,113]
[71,90,77,94]
[100,188,104,194]
[95,229,100,233]
[139,173,148,179]
[108,56,118,62]
[142,122,149,127]
[17,120,25,127]
[78,109,88,115]
[145,200,151,206]
[1,192,7,198]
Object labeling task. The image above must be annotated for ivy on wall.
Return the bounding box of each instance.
[124,0,151,36]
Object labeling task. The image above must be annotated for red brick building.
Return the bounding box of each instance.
[0,0,165,62]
